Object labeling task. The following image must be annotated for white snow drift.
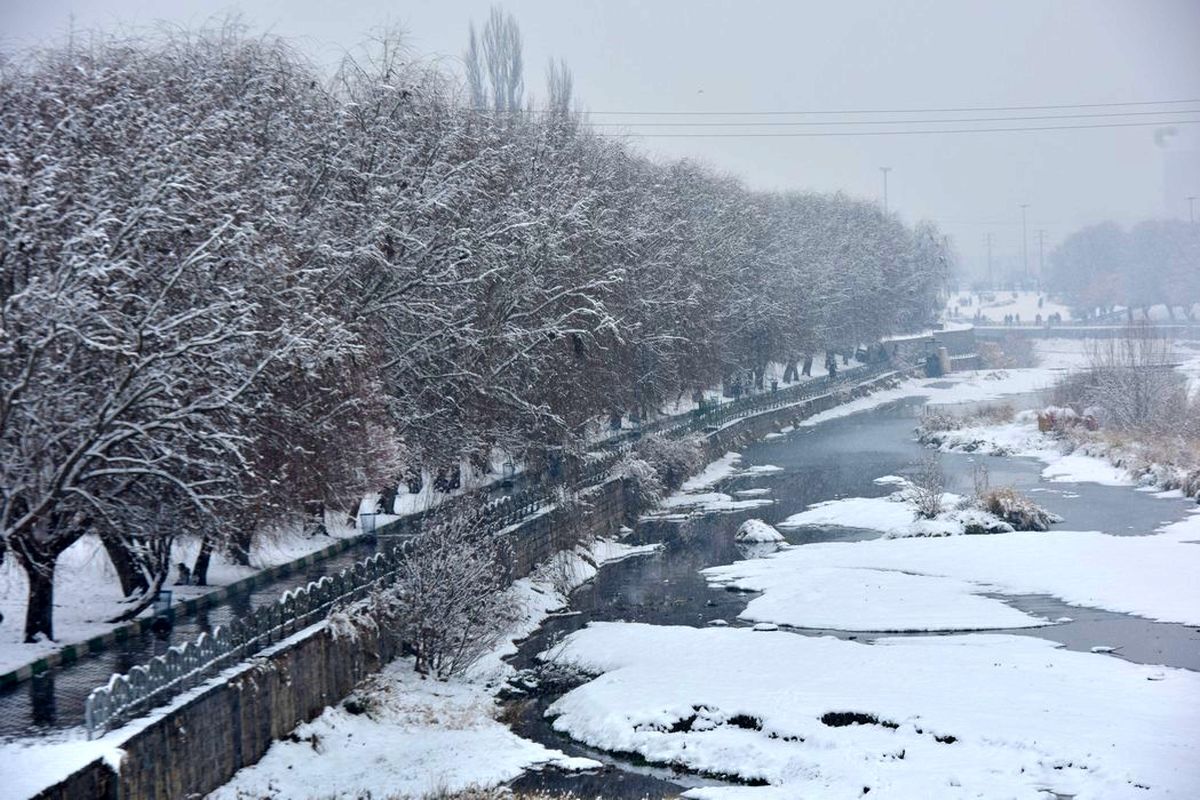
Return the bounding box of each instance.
[544,622,1200,799]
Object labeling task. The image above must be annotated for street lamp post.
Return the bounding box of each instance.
[880,167,891,213]
[1019,203,1030,284]
[1189,196,1197,225]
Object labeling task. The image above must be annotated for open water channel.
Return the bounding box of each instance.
[503,395,1200,798]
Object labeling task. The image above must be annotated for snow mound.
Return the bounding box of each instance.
[735,519,785,543]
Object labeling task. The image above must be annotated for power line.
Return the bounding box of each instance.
[595,118,1200,138]
[514,98,1200,117]
[586,108,1200,127]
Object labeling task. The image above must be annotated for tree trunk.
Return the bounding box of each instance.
[229,526,254,565]
[801,355,813,376]
[23,559,56,643]
[378,483,398,517]
[782,359,798,383]
[192,534,214,587]
[1126,306,1134,322]
[98,530,150,599]
[1165,305,1177,322]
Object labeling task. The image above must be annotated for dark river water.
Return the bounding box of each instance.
[505,396,1200,799]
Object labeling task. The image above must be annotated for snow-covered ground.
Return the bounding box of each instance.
[207,659,598,800]
[707,506,1200,631]
[543,622,1200,799]
[945,290,1074,324]
[206,536,660,800]
[0,520,358,675]
[1,536,662,800]
[798,367,1062,429]
[777,474,1043,540]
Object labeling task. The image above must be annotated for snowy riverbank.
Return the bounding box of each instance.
[207,537,661,799]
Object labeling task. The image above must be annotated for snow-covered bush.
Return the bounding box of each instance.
[1052,329,1188,435]
[977,487,1061,532]
[910,452,945,520]
[372,522,518,679]
[918,410,963,434]
[615,453,665,513]
[634,435,705,491]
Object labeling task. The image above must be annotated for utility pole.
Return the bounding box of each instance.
[986,232,993,288]
[880,167,891,214]
[1019,203,1030,284]
[1037,229,1045,286]
[1189,196,1197,225]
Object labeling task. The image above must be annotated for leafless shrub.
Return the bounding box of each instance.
[977,403,1016,424]
[918,410,963,434]
[615,452,665,512]
[972,463,991,498]
[910,451,945,519]
[635,435,705,490]
[1083,327,1187,434]
[372,519,519,679]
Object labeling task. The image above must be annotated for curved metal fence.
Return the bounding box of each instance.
[83,364,892,738]
[84,546,407,738]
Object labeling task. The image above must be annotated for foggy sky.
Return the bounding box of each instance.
[6,0,1200,281]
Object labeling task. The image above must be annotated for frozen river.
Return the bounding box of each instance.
[504,395,1200,798]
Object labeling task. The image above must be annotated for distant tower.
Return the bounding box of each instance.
[1159,127,1200,220]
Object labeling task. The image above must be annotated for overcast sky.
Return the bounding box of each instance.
[6,0,1200,281]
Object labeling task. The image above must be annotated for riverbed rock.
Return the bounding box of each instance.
[736,519,785,542]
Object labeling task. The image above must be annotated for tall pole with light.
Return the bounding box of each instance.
[1189,196,1197,225]
[880,167,891,214]
[1019,203,1030,284]
[1037,229,1045,288]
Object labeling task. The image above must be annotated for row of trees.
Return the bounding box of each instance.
[0,18,948,641]
[1047,220,1200,320]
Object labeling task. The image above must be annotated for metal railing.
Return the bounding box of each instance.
[82,363,893,738]
[84,545,410,738]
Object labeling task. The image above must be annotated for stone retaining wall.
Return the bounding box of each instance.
[34,619,403,800]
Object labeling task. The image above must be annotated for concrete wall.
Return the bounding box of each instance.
[34,619,403,800]
[500,477,629,579]
[882,327,977,365]
[32,369,905,800]
[976,324,1199,341]
[705,370,906,457]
